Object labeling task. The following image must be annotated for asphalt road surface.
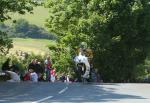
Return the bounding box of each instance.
[0,82,150,103]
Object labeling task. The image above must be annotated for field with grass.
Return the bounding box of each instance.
[10,38,56,55]
[4,6,55,55]
[5,6,49,28]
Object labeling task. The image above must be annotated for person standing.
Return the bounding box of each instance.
[28,59,36,72]
[44,56,52,82]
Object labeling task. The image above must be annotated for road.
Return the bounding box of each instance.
[0,82,150,103]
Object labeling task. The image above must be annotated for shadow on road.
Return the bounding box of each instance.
[0,82,147,103]
[50,83,146,103]
[0,82,67,103]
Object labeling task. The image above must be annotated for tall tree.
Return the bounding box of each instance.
[45,0,91,47]
[45,0,150,82]
[0,0,35,55]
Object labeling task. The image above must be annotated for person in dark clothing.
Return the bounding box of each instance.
[28,59,36,72]
[34,61,45,81]
[35,62,44,74]
[2,58,10,71]
[33,59,43,74]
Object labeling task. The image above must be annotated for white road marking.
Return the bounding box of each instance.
[32,96,53,103]
[32,86,68,103]
[58,87,68,94]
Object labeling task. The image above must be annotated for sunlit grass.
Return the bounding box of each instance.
[10,38,56,55]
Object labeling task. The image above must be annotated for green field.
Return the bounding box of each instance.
[5,6,54,55]
[5,6,49,28]
[10,38,56,55]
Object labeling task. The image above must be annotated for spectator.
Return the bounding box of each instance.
[35,60,44,74]
[28,59,36,71]
[23,70,30,81]
[50,68,56,82]
[5,70,20,82]
[29,68,38,82]
[36,62,44,81]
[44,56,52,81]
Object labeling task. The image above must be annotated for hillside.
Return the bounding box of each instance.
[5,6,49,28]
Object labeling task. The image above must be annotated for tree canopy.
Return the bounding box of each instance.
[45,0,150,82]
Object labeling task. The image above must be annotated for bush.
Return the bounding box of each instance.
[0,55,7,71]
[0,53,45,73]
[48,43,75,75]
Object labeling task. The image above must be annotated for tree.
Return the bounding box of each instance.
[45,0,91,48]
[0,31,13,55]
[14,19,29,33]
[45,0,150,82]
[48,43,74,74]
[0,0,36,55]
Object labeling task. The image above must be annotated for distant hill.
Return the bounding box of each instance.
[5,6,49,28]
[2,5,56,55]
[0,19,56,40]
[0,5,56,40]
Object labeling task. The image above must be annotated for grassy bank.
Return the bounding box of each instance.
[10,38,55,55]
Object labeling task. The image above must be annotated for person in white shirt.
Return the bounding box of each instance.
[6,70,20,82]
[29,68,38,82]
